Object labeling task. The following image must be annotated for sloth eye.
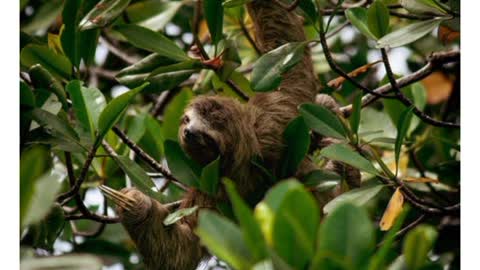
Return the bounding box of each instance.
[182,115,190,125]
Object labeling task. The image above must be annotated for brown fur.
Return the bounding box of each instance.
[116,1,355,269]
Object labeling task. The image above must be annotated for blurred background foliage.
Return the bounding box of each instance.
[20,0,460,269]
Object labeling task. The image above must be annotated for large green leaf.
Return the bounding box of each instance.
[163,206,198,226]
[79,0,131,30]
[204,0,224,46]
[116,53,178,77]
[97,82,149,144]
[323,183,384,214]
[376,18,445,48]
[115,24,189,61]
[251,42,307,92]
[320,143,379,176]
[66,80,107,138]
[21,254,103,270]
[21,45,72,80]
[199,157,220,195]
[20,146,51,228]
[224,179,268,262]
[349,93,362,136]
[403,225,438,270]
[303,169,341,192]
[61,0,100,67]
[367,0,390,39]
[394,107,414,175]
[31,108,80,143]
[126,0,183,31]
[28,64,68,109]
[196,210,254,269]
[345,7,377,40]
[111,155,164,202]
[299,103,347,140]
[400,0,449,16]
[164,140,201,188]
[281,116,310,177]
[312,203,375,269]
[255,180,320,269]
[22,170,64,227]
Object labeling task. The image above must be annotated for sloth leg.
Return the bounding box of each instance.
[102,187,204,270]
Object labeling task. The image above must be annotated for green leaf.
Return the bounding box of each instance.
[21,45,72,80]
[299,103,347,140]
[31,108,80,143]
[115,24,189,62]
[28,64,68,109]
[367,0,390,39]
[403,225,438,270]
[313,203,375,269]
[161,88,193,141]
[164,140,201,188]
[320,143,379,176]
[323,183,384,214]
[369,207,409,270]
[281,117,311,177]
[118,70,194,94]
[196,210,254,269]
[62,0,101,67]
[400,0,449,16]
[299,0,318,24]
[117,53,178,77]
[376,18,444,48]
[350,93,362,136]
[163,206,198,226]
[204,0,224,46]
[394,107,414,175]
[126,0,183,31]
[79,0,132,30]
[97,82,149,144]
[112,155,164,202]
[200,157,220,195]
[225,179,268,262]
[22,170,64,227]
[223,0,253,8]
[21,254,103,270]
[66,80,107,138]
[254,180,320,269]
[20,146,51,228]
[345,7,377,40]
[303,169,341,192]
[251,42,307,92]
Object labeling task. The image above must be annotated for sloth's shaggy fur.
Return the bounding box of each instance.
[115,1,357,269]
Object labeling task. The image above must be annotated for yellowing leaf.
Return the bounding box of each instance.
[384,151,409,177]
[327,60,382,89]
[403,177,440,184]
[379,188,404,231]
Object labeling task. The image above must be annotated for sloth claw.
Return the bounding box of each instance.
[99,185,136,212]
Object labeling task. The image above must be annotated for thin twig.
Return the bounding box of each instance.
[340,50,460,116]
[99,35,140,65]
[111,126,188,191]
[239,19,261,55]
[318,11,397,99]
[63,152,120,224]
[377,214,426,247]
[227,79,250,101]
[380,48,459,128]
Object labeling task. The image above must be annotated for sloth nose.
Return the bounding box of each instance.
[183,128,197,142]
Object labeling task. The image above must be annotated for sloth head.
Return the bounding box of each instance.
[179,96,258,168]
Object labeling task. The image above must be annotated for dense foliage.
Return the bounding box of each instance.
[20,0,460,269]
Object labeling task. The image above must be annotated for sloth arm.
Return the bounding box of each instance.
[117,188,204,270]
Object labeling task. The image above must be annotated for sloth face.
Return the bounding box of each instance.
[178,97,234,166]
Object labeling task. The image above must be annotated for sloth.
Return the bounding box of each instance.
[102,1,359,269]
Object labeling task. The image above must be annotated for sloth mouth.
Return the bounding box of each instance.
[182,129,220,165]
